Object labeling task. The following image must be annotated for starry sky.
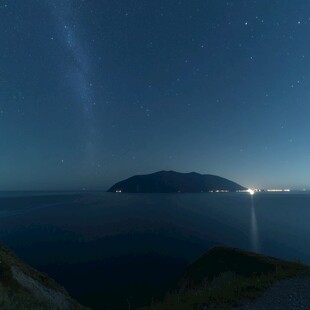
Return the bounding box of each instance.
[1,0,310,190]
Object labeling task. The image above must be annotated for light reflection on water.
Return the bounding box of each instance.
[0,192,309,263]
[250,195,260,253]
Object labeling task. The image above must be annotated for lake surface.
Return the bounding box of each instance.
[0,192,309,309]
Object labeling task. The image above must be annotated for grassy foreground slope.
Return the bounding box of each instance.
[0,243,87,310]
[140,247,308,310]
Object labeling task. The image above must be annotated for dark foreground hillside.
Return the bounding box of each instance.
[1,244,308,310]
[140,247,308,310]
[0,243,87,310]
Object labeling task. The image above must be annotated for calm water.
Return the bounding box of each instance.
[0,192,309,309]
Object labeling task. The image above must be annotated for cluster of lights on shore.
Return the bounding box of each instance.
[115,188,292,194]
[245,188,291,195]
[248,189,255,195]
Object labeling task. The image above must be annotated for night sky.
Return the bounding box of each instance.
[1,0,310,190]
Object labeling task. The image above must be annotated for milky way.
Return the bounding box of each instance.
[47,0,97,161]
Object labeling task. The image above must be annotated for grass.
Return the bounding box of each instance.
[139,247,308,310]
[0,242,87,310]
[1,242,307,310]
[0,243,67,294]
[0,283,60,310]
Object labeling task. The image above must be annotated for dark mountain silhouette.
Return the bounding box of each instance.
[108,171,247,193]
[141,247,307,309]
[177,247,290,289]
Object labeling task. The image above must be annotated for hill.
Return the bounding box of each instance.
[1,242,308,310]
[0,243,87,310]
[108,171,247,193]
[140,247,308,310]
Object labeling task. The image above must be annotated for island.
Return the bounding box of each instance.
[108,170,247,193]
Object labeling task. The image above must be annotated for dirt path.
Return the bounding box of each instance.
[235,274,310,309]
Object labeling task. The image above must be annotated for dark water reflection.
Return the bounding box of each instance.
[0,192,309,309]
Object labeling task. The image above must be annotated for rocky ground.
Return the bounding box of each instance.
[0,243,87,310]
[235,272,310,310]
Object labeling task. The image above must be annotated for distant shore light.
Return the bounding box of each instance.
[248,188,255,195]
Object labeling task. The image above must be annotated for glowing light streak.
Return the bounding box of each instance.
[248,188,255,195]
